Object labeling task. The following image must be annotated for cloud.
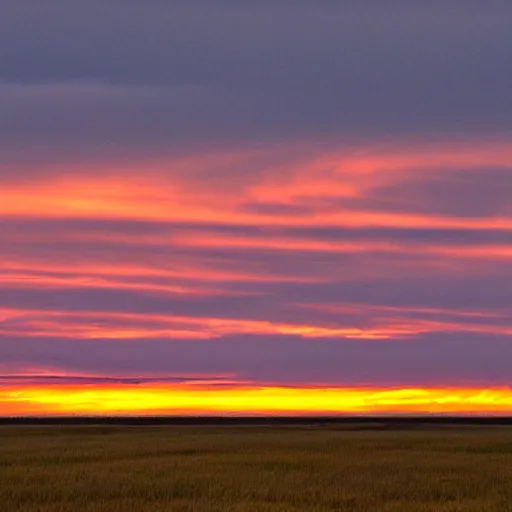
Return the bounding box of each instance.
[1,332,512,388]
[1,2,512,164]
[342,167,512,218]
[0,2,511,413]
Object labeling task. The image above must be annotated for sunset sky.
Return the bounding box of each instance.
[1,1,511,416]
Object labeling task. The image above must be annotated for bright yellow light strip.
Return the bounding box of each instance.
[1,384,511,416]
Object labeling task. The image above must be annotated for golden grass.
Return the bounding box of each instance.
[1,425,512,511]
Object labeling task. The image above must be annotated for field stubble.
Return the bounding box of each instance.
[1,425,512,512]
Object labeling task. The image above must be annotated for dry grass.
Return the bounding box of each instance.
[1,425,512,511]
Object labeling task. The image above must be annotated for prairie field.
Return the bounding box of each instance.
[1,424,512,512]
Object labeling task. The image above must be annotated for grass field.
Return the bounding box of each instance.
[1,424,512,511]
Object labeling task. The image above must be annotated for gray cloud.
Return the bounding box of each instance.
[341,167,512,218]
[1,1,512,165]
[1,332,511,387]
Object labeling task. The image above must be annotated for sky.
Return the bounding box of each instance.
[1,1,511,416]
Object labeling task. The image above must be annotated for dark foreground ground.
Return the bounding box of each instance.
[1,422,512,512]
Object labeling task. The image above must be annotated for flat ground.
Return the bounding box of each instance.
[1,425,512,512]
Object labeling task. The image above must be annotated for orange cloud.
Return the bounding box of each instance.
[0,308,395,340]
[1,305,510,341]
[171,231,512,260]
[0,260,319,287]
[1,140,511,232]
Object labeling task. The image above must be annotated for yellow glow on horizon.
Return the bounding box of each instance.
[1,384,511,416]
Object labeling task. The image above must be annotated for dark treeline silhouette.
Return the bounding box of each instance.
[1,416,512,428]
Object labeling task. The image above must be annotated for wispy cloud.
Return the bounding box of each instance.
[1,2,511,414]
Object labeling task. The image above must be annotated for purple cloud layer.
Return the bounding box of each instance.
[0,1,510,392]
